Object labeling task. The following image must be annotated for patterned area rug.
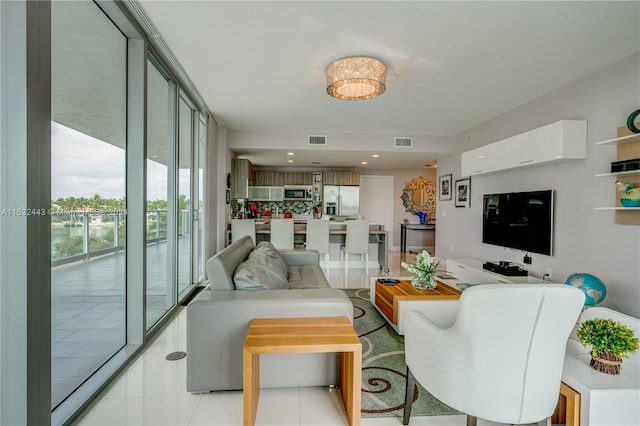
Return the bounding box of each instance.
[343,288,460,419]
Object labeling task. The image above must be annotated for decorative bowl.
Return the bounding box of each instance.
[620,198,640,207]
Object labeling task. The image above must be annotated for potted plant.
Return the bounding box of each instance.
[576,318,639,375]
[401,250,445,290]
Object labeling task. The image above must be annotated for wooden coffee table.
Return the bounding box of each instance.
[374,279,461,334]
[243,316,362,426]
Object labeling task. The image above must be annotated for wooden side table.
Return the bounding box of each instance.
[243,316,362,426]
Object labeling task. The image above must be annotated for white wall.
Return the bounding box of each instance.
[436,53,640,317]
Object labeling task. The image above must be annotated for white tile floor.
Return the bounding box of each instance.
[72,253,516,426]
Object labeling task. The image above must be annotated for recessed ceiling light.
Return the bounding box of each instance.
[287,152,295,156]
[371,154,380,158]
[287,159,294,163]
[361,161,368,165]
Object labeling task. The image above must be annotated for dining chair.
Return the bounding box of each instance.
[269,219,294,250]
[231,219,256,244]
[305,219,330,270]
[340,219,369,273]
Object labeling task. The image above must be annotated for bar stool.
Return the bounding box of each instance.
[305,219,330,270]
[269,219,294,249]
[231,219,256,244]
[340,220,369,273]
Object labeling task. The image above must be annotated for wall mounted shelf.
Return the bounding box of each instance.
[595,133,639,146]
[595,170,640,178]
[593,127,640,224]
[594,207,640,211]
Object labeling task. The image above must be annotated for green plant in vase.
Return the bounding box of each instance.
[401,250,445,290]
[576,317,639,375]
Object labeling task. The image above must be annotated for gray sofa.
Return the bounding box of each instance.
[186,235,354,393]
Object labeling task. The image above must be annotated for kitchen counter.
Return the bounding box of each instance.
[226,221,388,268]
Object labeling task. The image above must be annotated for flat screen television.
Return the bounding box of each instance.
[482,190,554,256]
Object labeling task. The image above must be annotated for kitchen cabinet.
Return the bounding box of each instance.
[252,171,313,186]
[461,120,587,177]
[248,186,284,201]
[231,159,253,199]
[593,126,640,225]
[322,171,360,185]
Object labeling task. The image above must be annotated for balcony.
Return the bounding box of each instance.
[51,210,191,409]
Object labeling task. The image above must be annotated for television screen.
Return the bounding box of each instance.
[482,190,554,256]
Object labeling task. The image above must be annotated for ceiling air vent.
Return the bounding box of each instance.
[394,137,413,148]
[308,135,327,146]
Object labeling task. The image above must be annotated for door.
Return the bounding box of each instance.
[359,175,394,246]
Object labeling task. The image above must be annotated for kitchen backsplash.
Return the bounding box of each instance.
[231,200,317,217]
[256,201,316,215]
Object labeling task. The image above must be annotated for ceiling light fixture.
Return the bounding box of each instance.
[371,154,380,158]
[287,160,294,163]
[287,152,295,156]
[361,161,368,165]
[326,56,386,101]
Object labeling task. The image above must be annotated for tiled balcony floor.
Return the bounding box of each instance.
[51,239,192,409]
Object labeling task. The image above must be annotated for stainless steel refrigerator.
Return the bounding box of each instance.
[323,185,360,217]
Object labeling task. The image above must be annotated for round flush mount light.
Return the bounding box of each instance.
[326,56,386,101]
[371,154,380,158]
[286,152,295,156]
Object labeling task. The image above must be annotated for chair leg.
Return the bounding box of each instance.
[402,367,416,425]
[537,417,551,426]
[466,415,478,426]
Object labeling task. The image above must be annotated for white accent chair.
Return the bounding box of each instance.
[340,220,369,273]
[269,219,294,249]
[231,219,256,244]
[402,283,585,426]
[305,219,330,269]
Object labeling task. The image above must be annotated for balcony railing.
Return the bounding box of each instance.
[51,210,184,267]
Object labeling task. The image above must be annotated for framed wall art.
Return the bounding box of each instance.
[439,174,452,201]
[455,177,471,208]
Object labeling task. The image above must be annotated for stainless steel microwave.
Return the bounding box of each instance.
[283,186,313,201]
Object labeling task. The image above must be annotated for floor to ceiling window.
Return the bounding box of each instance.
[178,94,195,296]
[50,0,127,410]
[44,1,209,421]
[145,55,176,330]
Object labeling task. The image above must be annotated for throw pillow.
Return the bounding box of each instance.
[233,259,288,290]
[254,241,288,277]
[248,249,288,285]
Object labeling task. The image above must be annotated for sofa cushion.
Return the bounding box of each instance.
[287,265,331,289]
[233,259,289,290]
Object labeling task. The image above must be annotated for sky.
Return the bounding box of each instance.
[51,121,189,201]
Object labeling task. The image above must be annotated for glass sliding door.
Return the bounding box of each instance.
[177,95,195,296]
[195,116,206,283]
[51,0,127,409]
[145,55,176,330]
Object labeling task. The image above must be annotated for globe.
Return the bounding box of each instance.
[565,273,606,306]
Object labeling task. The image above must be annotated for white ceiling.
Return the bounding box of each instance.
[137,1,639,168]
